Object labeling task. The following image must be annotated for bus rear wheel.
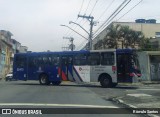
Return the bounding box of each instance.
[52,81,61,85]
[100,75,112,88]
[39,74,50,85]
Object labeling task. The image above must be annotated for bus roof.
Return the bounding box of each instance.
[116,49,136,54]
[14,50,90,56]
[14,49,136,56]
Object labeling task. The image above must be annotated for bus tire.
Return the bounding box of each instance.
[39,74,50,85]
[100,75,112,88]
[52,81,61,85]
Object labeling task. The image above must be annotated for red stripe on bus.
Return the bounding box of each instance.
[61,71,67,81]
[58,67,67,81]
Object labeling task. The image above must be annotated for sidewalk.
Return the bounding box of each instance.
[110,82,160,117]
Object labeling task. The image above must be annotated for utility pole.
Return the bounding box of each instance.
[63,37,75,51]
[78,15,94,50]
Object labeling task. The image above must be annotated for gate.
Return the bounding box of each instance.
[150,55,160,81]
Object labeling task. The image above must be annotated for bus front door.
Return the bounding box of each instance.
[117,54,132,83]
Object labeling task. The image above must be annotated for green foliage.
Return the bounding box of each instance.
[94,24,147,50]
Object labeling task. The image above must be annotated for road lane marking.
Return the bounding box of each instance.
[127,93,152,97]
[0,103,118,108]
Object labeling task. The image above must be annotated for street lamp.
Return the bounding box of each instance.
[60,24,88,40]
[69,21,89,35]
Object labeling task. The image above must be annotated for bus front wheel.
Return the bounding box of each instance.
[52,81,61,85]
[100,75,112,88]
[39,74,50,85]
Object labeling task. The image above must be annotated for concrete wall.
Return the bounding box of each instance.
[114,22,160,38]
[138,51,150,81]
[138,51,160,81]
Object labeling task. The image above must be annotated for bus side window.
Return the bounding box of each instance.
[28,56,37,67]
[74,54,87,66]
[15,56,26,67]
[37,56,43,66]
[101,52,115,65]
[87,53,100,65]
[42,56,48,64]
[68,56,73,65]
[61,56,67,66]
[52,56,60,66]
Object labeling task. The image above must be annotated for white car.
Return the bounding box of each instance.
[5,72,13,81]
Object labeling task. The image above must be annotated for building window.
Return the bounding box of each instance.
[155,32,160,37]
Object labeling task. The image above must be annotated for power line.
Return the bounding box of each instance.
[94,0,129,36]
[117,0,143,21]
[97,0,115,21]
[93,0,132,38]
[64,0,86,40]
[89,0,99,16]
[76,40,88,50]
[84,0,92,14]
[79,0,85,15]
[67,0,97,50]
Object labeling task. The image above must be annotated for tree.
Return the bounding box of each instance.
[139,38,152,50]
[103,24,142,49]
[103,24,121,49]
[94,24,146,50]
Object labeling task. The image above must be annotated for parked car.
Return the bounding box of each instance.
[5,72,13,81]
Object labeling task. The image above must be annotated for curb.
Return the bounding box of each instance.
[109,97,159,117]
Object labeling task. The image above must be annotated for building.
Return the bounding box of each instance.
[10,39,21,54]
[0,30,13,79]
[19,46,28,53]
[93,19,160,49]
[0,30,29,79]
[149,37,160,49]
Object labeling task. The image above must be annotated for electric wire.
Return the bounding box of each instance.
[79,0,85,15]
[97,0,115,21]
[117,0,143,21]
[93,0,132,38]
[89,0,99,16]
[93,0,129,36]
[84,0,92,15]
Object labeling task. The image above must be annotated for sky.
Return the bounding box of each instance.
[0,0,160,52]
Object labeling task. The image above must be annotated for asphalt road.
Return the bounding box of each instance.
[0,80,144,117]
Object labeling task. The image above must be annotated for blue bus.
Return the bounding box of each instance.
[13,49,141,88]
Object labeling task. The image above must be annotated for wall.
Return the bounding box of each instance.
[138,51,160,81]
[137,51,150,81]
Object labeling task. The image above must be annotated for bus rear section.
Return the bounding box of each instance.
[13,54,27,81]
[13,53,61,85]
[116,49,141,83]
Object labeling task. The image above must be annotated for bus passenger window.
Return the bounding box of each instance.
[101,52,115,65]
[61,57,67,65]
[68,56,73,65]
[74,54,87,66]
[87,53,100,65]
[52,56,60,66]
[28,57,37,67]
[16,56,26,67]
